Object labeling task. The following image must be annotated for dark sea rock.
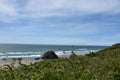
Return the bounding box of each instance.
[42,50,58,59]
[17,58,22,61]
[35,57,40,60]
[2,58,7,61]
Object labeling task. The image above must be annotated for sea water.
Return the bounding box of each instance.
[0,44,108,62]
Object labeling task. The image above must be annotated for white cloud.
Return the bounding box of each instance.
[0,0,16,15]
[0,0,120,22]
[66,0,120,14]
[24,0,120,18]
[0,0,18,22]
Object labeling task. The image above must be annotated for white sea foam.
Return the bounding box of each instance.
[1,51,42,55]
[0,51,42,59]
[0,53,4,55]
[0,51,42,55]
[0,54,41,58]
[0,49,100,59]
[55,50,84,58]
[89,50,99,52]
[55,49,100,57]
[55,51,68,58]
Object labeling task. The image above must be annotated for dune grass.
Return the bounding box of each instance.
[0,44,120,80]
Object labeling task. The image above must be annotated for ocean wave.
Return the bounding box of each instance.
[0,54,41,58]
[0,51,42,55]
[76,48,88,51]
[55,50,100,57]
[0,53,4,55]
[0,51,42,59]
[0,50,100,59]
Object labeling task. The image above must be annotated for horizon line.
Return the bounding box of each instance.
[0,42,111,46]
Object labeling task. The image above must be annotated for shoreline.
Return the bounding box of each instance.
[0,50,100,67]
[0,60,41,68]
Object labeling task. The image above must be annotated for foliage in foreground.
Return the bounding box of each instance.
[0,44,120,80]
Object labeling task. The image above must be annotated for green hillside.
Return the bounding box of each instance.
[86,43,120,57]
[0,43,120,80]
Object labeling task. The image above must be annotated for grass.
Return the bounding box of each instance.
[0,43,120,80]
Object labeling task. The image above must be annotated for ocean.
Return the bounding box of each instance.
[0,44,108,62]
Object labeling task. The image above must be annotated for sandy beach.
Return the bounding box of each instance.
[0,60,40,68]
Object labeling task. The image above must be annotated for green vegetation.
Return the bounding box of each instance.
[0,44,120,80]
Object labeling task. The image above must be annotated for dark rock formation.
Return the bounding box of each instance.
[35,57,40,60]
[2,58,7,61]
[17,58,22,61]
[42,50,58,59]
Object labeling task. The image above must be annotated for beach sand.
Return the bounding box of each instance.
[0,60,40,68]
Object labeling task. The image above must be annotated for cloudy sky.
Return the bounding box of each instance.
[0,0,120,45]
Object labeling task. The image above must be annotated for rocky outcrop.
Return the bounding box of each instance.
[17,58,22,61]
[35,57,40,60]
[42,50,58,59]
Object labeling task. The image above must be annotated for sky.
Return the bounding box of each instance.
[0,0,120,45]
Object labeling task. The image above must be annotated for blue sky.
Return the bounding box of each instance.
[0,0,120,45]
